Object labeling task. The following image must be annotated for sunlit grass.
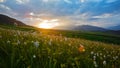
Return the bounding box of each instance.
[0,27,120,68]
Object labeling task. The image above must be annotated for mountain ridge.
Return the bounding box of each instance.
[72,25,108,31]
[0,14,26,26]
[107,25,120,30]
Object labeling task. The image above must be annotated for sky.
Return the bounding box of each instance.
[0,0,120,28]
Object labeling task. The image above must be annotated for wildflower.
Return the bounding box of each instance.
[24,42,27,45]
[97,53,99,56]
[103,60,106,65]
[7,40,10,43]
[93,61,98,68]
[33,55,36,58]
[31,41,34,43]
[115,56,118,59]
[103,55,106,58]
[113,56,118,60]
[93,55,96,60]
[100,53,102,56]
[34,41,39,47]
[17,40,20,45]
[64,37,67,41]
[91,51,94,55]
[48,39,52,45]
[61,64,65,68]
[78,44,85,52]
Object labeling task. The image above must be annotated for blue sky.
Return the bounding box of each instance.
[0,0,120,28]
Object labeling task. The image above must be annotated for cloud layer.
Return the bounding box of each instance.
[0,0,120,27]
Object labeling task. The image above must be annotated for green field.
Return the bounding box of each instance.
[0,25,120,68]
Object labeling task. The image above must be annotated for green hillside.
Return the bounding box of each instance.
[0,25,120,68]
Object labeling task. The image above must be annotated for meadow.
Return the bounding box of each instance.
[0,26,120,68]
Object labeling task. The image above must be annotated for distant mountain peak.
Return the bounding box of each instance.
[73,25,107,31]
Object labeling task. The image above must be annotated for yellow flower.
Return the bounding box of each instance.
[78,44,85,52]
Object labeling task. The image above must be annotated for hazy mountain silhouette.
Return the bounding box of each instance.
[0,14,26,26]
[108,25,120,30]
[73,25,108,31]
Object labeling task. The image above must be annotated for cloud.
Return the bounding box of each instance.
[0,0,5,3]
[42,0,49,2]
[80,0,85,3]
[92,13,112,19]
[106,0,117,3]
[16,0,29,4]
[64,0,72,4]
[42,0,60,3]
[0,0,120,28]
[0,4,12,11]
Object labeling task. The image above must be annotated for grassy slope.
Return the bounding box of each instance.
[0,24,120,45]
[37,29,120,45]
[0,25,120,68]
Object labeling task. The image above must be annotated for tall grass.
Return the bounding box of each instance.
[0,27,120,68]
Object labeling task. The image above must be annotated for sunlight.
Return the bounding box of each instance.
[38,19,59,29]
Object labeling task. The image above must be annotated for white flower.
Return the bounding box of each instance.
[48,41,51,45]
[7,40,10,43]
[33,55,36,58]
[24,42,27,45]
[17,40,20,44]
[93,61,98,67]
[115,56,118,59]
[34,41,39,47]
[97,53,99,56]
[91,51,94,55]
[103,60,106,65]
[113,56,118,60]
[64,37,67,41]
[103,55,106,58]
[100,53,102,56]
[93,55,96,60]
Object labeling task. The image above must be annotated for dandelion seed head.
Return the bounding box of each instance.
[91,51,94,55]
[103,60,106,65]
[34,41,39,47]
[33,55,36,58]
[93,55,96,60]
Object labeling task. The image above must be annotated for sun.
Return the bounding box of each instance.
[39,22,53,29]
[38,19,59,29]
